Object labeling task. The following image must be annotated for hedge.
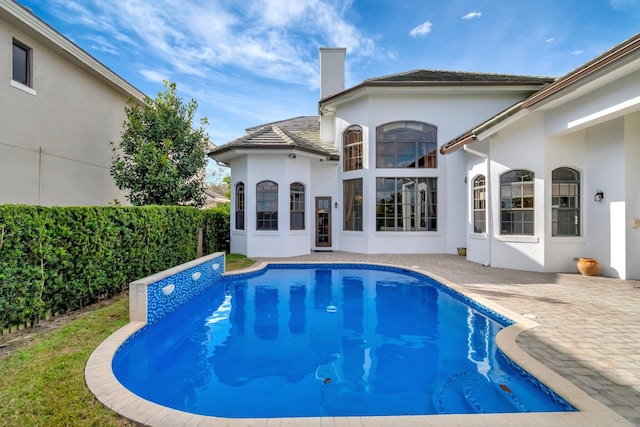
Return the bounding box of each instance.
[0,205,229,332]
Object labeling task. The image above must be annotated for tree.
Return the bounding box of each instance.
[110,81,209,207]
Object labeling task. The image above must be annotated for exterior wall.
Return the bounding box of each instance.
[465,139,490,266]
[625,111,640,280]
[584,118,626,277]
[230,153,336,258]
[486,114,547,272]
[0,16,131,206]
[333,90,530,255]
[544,131,587,273]
[468,68,640,279]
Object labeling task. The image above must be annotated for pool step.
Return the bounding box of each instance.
[464,373,529,413]
[433,371,528,414]
[433,371,476,414]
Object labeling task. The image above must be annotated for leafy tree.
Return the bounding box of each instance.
[110,81,209,207]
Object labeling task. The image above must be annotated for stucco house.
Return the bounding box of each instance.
[0,0,145,206]
[209,34,640,280]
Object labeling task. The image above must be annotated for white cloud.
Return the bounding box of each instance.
[610,0,638,11]
[570,49,584,55]
[546,37,555,43]
[139,69,169,83]
[43,0,377,90]
[409,21,433,38]
[462,12,482,20]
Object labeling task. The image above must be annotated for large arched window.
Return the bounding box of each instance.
[473,175,486,234]
[235,182,245,230]
[343,125,363,171]
[290,182,305,230]
[552,167,580,236]
[500,170,534,235]
[376,121,437,168]
[256,180,278,230]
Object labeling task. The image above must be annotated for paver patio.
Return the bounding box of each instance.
[257,252,640,426]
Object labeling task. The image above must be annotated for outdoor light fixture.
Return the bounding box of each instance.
[288,153,296,159]
[594,190,604,202]
[334,202,338,208]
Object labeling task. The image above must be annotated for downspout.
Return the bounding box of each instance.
[463,145,491,267]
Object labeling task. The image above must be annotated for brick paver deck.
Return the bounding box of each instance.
[257,252,640,425]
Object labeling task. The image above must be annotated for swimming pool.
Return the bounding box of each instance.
[112,263,574,418]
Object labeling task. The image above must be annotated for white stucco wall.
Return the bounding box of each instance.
[487,114,547,272]
[229,153,339,258]
[0,18,134,206]
[331,90,532,255]
[625,111,640,280]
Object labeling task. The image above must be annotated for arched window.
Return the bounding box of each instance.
[552,167,580,236]
[376,121,437,168]
[343,125,363,171]
[256,180,278,230]
[473,175,486,233]
[290,182,305,230]
[235,182,245,230]
[500,170,534,235]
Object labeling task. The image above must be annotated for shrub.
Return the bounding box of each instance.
[0,205,229,331]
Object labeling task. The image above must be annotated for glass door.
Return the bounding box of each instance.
[315,197,331,247]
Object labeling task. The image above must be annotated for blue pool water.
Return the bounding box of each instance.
[113,264,574,418]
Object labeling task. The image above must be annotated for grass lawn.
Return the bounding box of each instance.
[0,254,255,426]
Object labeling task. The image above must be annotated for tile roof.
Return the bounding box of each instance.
[366,69,554,85]
[209,116,339,161]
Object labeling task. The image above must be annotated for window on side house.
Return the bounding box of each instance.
[235,182,245,230]
[473,175,486,233]
[552,167,580,236]
[500,170,534,235]
[343,178,363,231]
[12,39,32,87]
[343,125,363,171]
[376,177,437,231]
[256,180,278,230]
[376,121,437,168]
[290,182,305,230]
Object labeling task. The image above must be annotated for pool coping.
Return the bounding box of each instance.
[85,261,634,427]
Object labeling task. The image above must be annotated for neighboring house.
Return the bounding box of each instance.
[210,35,640,280]
[204,189,229,209]
[0,0,145,206]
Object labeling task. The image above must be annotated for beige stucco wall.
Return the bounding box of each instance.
[0,16,132,206]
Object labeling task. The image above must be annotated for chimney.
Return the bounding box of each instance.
[319,47,346,99]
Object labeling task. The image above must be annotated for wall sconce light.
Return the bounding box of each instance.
[288,153,296,159]
[594,190,604,202]
[334,202,338,209]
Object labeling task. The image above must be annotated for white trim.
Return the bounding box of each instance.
[469,233,487,240]
[496,235,540,244]
[10,79,36,95]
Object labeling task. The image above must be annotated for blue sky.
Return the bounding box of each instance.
[19,0,640,148]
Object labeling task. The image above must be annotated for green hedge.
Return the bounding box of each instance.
[0,205,230,331]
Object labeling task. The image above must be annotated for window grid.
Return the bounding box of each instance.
[473,175,486,233]
[500,170,534,235]
[290,182,305,230]
[343,179,363,231]
[552,167,580,236]
[376,121,437,169]
[376,177,437,231]
[256,180,278,230]
[235,182,245,230]
[343,125,363,172]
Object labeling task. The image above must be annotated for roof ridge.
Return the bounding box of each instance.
[272,125,295,145]
[366,69,554,82]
